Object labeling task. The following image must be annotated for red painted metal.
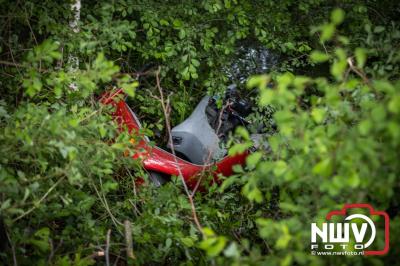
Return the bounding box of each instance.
[101,89,248,189]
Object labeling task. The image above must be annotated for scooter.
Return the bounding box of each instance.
[101,85,266,190]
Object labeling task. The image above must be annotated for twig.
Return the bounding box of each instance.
[12,176,65,222]
[124,220,136,261]
[5,229,18,266]
[8,46,22,77]
[113,69,155,80]
[154,67,204,237]
[128,199,141,216]
[347,57,372,88]
[190,101,231,196]
[24,13,38,46]
[48,238,54,264]
[0,60,149,78]
[0,60,24,68]
[125,166,142,216]
[0,71,15,78]
[78,104,106,124]
[23,7,40,70]
[315,31,328,55]
[0,58,47,73]
[92,183,123,230]
[49,239,63,263]
[105,229,111,266]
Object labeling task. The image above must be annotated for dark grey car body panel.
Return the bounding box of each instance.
[168,96,224,164]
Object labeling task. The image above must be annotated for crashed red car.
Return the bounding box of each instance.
[101,86,265,189]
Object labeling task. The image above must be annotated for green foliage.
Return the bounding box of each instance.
[0,1,399,265]
[232,9,400,265]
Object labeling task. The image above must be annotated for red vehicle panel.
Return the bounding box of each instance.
[102,89,248,189]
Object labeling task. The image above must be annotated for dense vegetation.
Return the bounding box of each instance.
[0,0,399,265]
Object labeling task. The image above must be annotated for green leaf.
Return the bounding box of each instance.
[388,95,400,114]
[181,66,190,80]
[310,51,330,63]
[224,242,240,258]
[374,26,385,33]
[246,152,262,169]
[122,86,136,97]
[235,126,250,140]
[358,119,372,135]
[371,105,386,122]
[273,160,287,177]
[181,237,195,247]
[179,29,186,39]
[348,172,360,188]
[338,36,350,45]
[191,58,200,67]
[181,54,188,63]
[173,19,182,28]
[232,164,244,173]
[276,225,292,249]
[202,227,216,237]
[1,199,11,210]
[165,238,172,249]
[29,228,51,253]
[159,19,169,26]
[374,80,394,93]
[228,142,252,156]
[355,48,367,68]
[247,187,263,203]
[321,23,335,42]
[331,59,347,80]
[280,202,302,213]
[199,235,227,257]
[331,8,345,25]
[259,88,274,106]
[246,75,270,89]
[312,158,333,177]
[311,108,326,123]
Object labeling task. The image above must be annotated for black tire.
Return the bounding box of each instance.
[148,171,169,187]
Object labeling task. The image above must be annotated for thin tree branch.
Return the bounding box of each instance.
[0,60,24,68]
[190,101,231,196]
[105,229,111,266]
[347,57,372,88]
[5,229,18,266]
[154,67,205,237]
[12,176,66,222]
[124,220,136,261]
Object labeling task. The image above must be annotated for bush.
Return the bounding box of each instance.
[0,1,399,265]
